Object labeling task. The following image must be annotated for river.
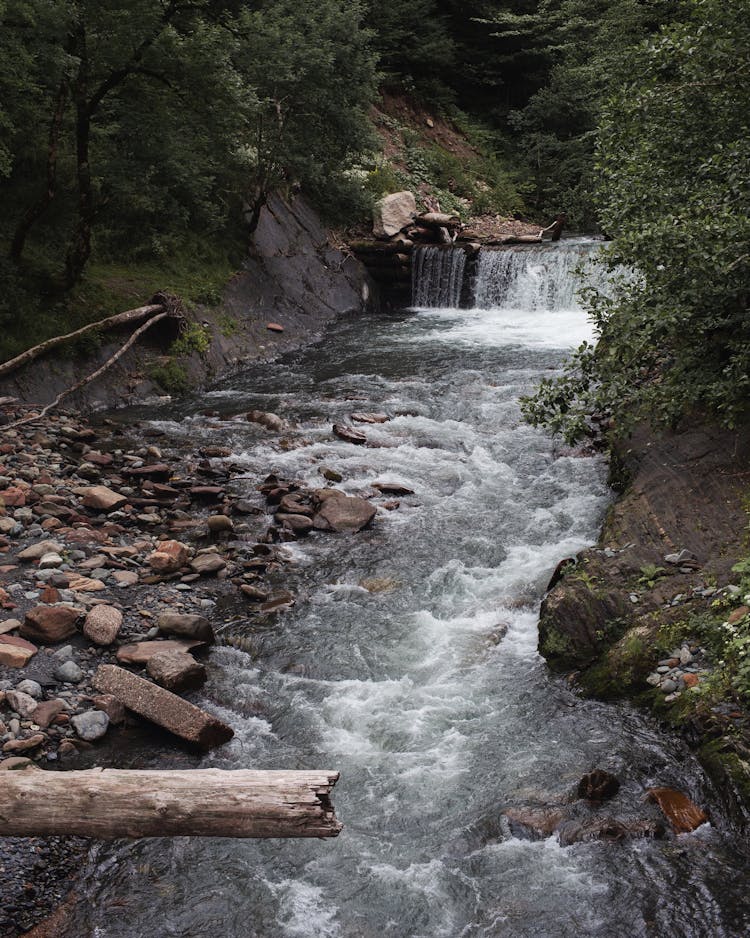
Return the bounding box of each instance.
[66,242,750,937]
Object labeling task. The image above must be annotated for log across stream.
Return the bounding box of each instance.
[62,245,750,937]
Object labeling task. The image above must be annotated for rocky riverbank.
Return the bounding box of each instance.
[539,421,750,825]
[0,399,396,936]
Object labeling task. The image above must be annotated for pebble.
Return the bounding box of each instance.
[55,660,83,684]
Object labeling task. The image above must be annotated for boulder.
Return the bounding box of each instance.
[373,191,416,238]
[147,539,189,574]
[71,710,109,742]
[92,664,233,749]
[79,486,128,512]
[312,490,376,533]
[646,787,708,833]
[116,638,207,665]
[146,649,207,693]
[21,605,80,643]
[83,605,123,645]
[246,410,286,432]
[156,613,214,644]
[189,552,227,576]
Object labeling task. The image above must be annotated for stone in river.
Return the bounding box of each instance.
[71,710,109,742]
[646,788,708,833]
[504,806,568,838]
[93,664,233,749]
[576,769,620,802]
[372,482,415,496]
[21,605,80,643]
[276,513,314,535]
[351,413,389,424]
[156,613,214,643]
[146,649,207,693]
[207,514,234,534]
[333,424,367,445]
[83,605,123,645]
[312,489,376,533]
[246,410,286,432]
[117,638,207,665]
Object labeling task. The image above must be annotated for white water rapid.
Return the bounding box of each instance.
[67,241,750,938]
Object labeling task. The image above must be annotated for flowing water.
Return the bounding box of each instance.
[67,243,750,937]
[412,245,467,308]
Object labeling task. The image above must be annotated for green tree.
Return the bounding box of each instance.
[522,0,750,440]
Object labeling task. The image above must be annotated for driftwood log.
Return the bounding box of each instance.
[0,767,342,838]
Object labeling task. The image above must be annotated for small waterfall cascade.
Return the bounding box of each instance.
[411,245,467,308]
[473,240,606,311]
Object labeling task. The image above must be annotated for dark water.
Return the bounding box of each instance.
[66,267,750,937]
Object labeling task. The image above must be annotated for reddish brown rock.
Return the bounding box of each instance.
[312,490,376,533]
[372,482,415,496]
[266,322,284,332]
[79,485,128,512]
[156,613,214,643]
[682,673,700,688]
[21,605,80,643]
[646,788,708,833]
[83,605,123,645]
[3,734,45,754]
[92,664,233,749]
[147,539,189,574]
[333,424,367,445]
[146,649,207,693]
[116,638,207,666]
[0,635,37,667]
[33,699,66,729]
[189,552,226,576]
[92,693,126,725]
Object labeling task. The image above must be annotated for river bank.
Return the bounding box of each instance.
[539,421,750,825]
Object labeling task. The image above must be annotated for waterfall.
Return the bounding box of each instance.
[473,240,606,311]
[411,245,467,308]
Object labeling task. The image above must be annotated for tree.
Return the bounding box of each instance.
[522,0,750,440]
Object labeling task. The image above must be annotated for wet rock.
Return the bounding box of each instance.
[576,769,620,802]
[207,514,234,534]
[504,806,568,838]
[189,552,226,576]
[21,605,80,643]
[93,664,233,749]
[351,413,389,424]
[146,649,207,693]
[71,710,109,742]
[246,410,285,432]
[55,659,83,683]
[156,613,214,643]
[240,584,270,602]
[276,513,314,535]
[359,577,397,593]
[321,468,343,483]
[372,482,414,496]
[259,591,295,613]
[646,787,708,833]
[557,817,665,846]
[312,489,376,533]
[83,605,123,645]
[78,486,128,512]
[116,638,207,665]
[147,539,189,574]
[333,424,367,445]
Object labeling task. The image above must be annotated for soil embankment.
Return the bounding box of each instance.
[540,422,750,823]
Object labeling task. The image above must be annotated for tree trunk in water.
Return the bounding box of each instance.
[0,768,342,839]
[10,78,69,263]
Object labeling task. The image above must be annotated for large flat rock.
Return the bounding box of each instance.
[93,664,233,749]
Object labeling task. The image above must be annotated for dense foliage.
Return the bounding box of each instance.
[522,0,750,439]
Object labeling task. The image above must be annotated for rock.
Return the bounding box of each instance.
[333,424,367,445]
[321,468,343,483]
[3,734,45,754]
[79,485,128,512]
[727,606,749,625]
[351,413,389,424]
[117,638,205,666]
[146,649,207,693]
[660,679,677,694]
[0,756,36,770]
[246,410,286,432]
[5,690,38,718]
[71,710,109,742]
[259,591,295,613]
[0,639,36,668]
[646,788,708,833]
[93,694,126,724]
[17,540,63,562]
[147,539,189,574]
[276,513,314,535]
[683,672,700,688]
[156,613,214,643]
[664,549,698,565]
[372,482,415,496]
[33,699,66,728]
[55,660,83,683]
[189,552,226,576]
[359,577,397,593]
[38,551,63,569]
[112,570,139,587]
[0,618,21,635]
[372,191,416,238]
[15,679,42,699]
[504,806,568,838]
[83,605,123,645]
[576,769,620,802]
[22,605,80,643]
[207,514,234,534]
[557,817,665,846]
[312,490,376,533]
[240,584,270,602]
[266,322,284,333]
[93,664,233,749]
[67,574,106,592]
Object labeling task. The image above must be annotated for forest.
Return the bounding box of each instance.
[1,0,747,435]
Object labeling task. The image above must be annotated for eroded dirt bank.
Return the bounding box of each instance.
[540,422,750,824]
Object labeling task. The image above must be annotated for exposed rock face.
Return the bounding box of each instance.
[93,664,233,749]
[373,191,416,238]
[21,605,80,643]
[156,613,214,644]
[146,649,207,693]
[312,489,376,533]
[83,605,123,645]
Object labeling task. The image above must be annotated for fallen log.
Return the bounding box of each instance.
[0,767,342,838]
[0,301,166,379]
[416,212,461,229]
[349,240,412,255]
